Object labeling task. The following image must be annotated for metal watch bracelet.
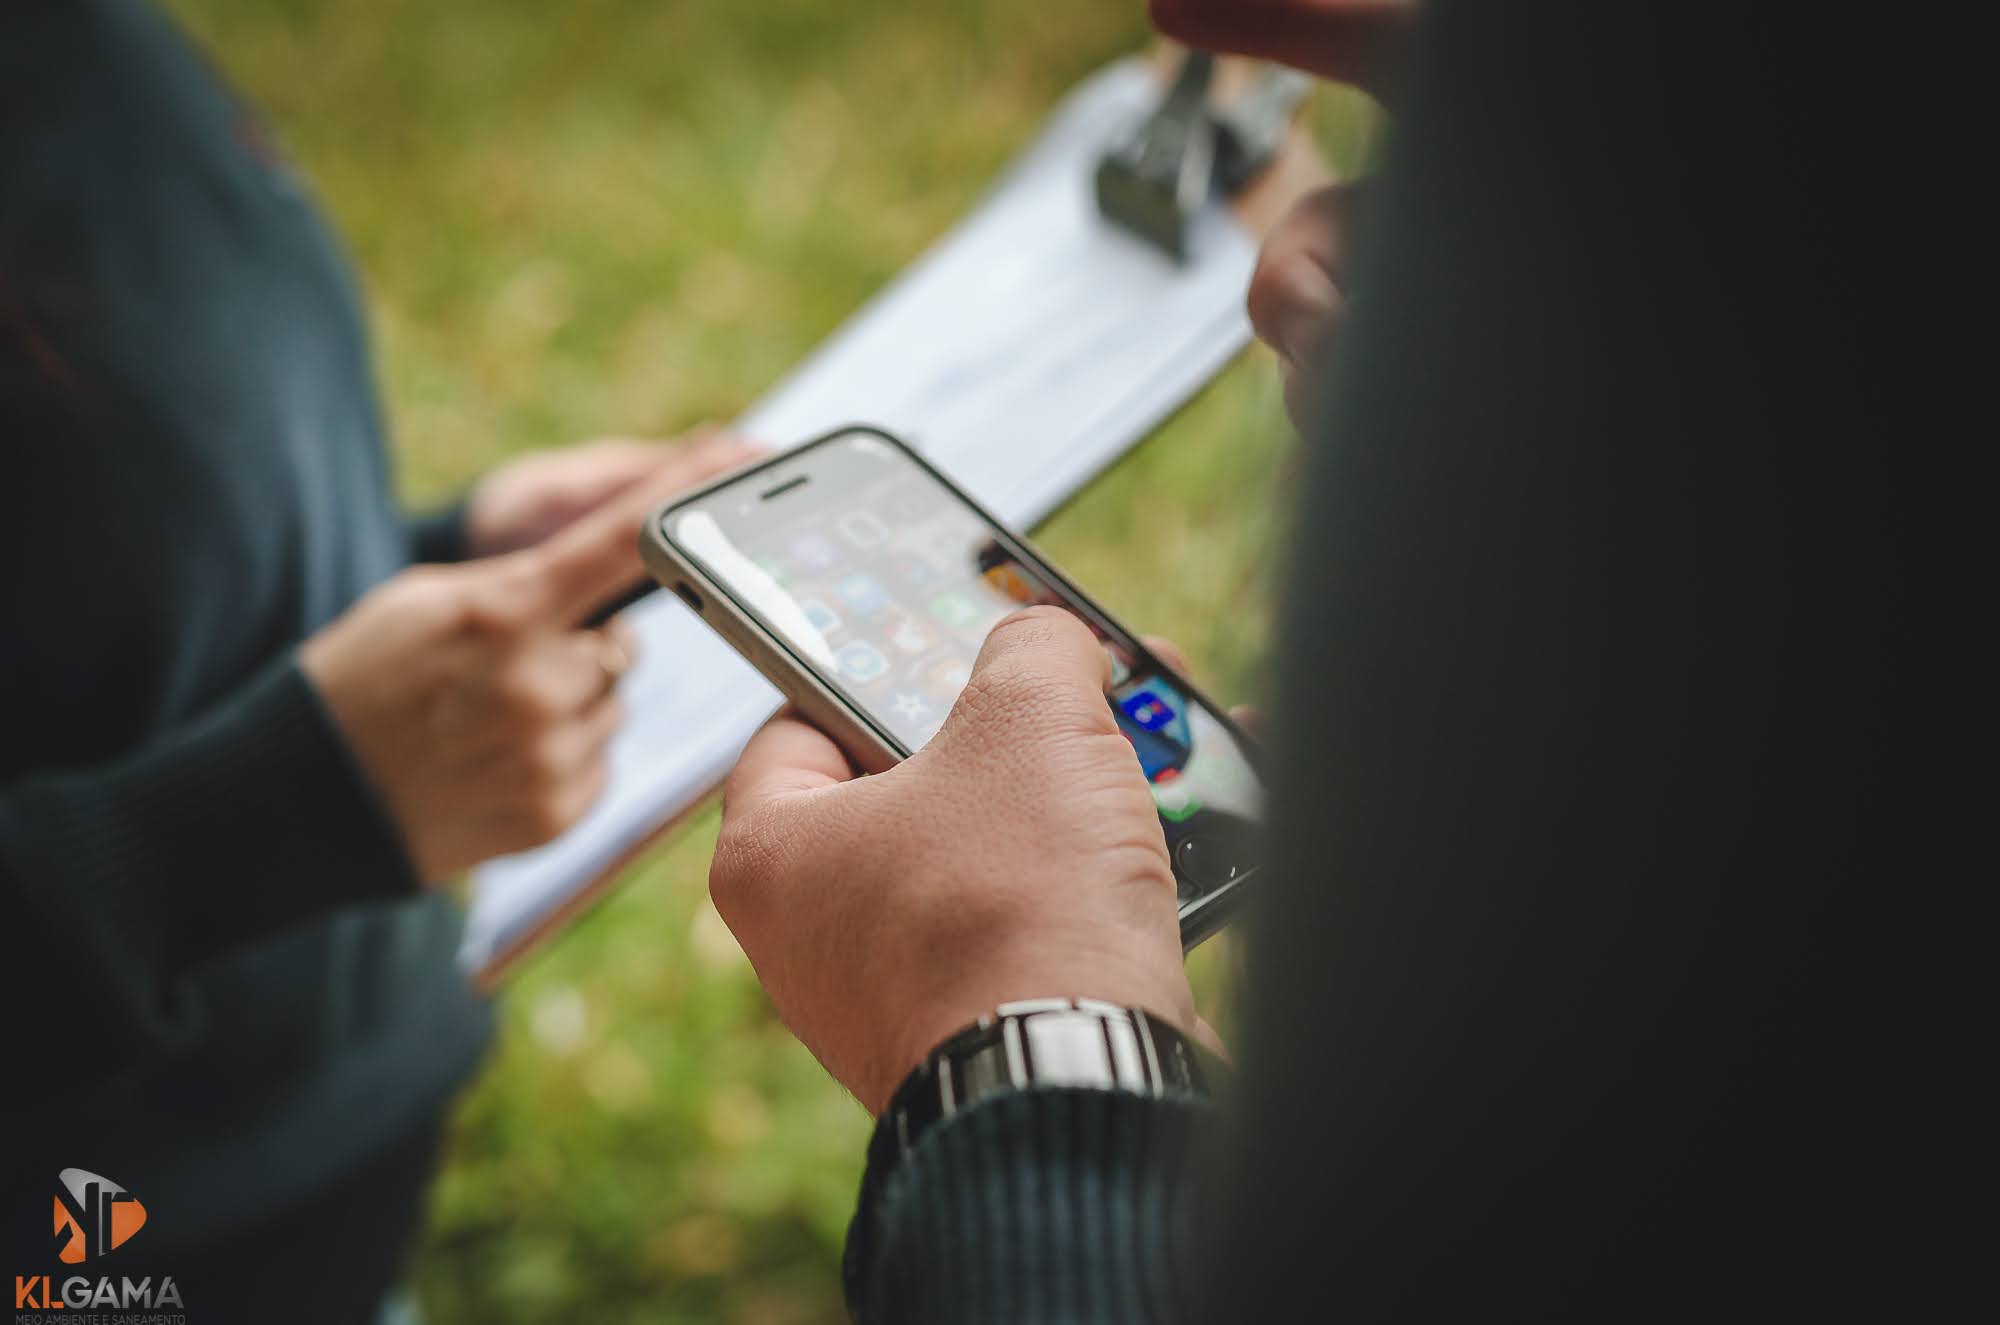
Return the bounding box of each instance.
[842,998,1220,1318]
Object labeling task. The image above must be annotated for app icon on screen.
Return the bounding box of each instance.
[887,615,931,655]
[890,554,932,585]
[800,598,841,633]
[835,641,889,683]
[836,509,891,549]
[787,533,840,573]
[920,654,974,701]
[836,573,892,616]
[982,562,1044,606]
[1120,690,1176,732]
[928,591,982,629]
[1153,777,1202,823]
[890,691,932,723]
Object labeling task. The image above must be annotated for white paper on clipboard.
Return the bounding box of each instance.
[458,58,1260,978]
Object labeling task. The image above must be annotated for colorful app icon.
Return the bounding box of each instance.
[835,641,889,683]
[1120,689,1176,732]
[887,615,931,655]
[928,590,982,629]
[787,533,840,572]
[890,691,932,724]
[799,598,841,633]
[981,562,1045,607]
[836,573,892,616]
[890,553,931,584]
[836,509,891,549]
[1153,778,1202,823]
[920,654,974,702]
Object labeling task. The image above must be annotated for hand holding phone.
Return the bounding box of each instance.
[642,425,1263,946]
[710,603,1200,1115]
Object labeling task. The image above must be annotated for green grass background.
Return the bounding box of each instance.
[162,1,1375,1320]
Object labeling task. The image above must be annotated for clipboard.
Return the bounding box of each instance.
[460,53,1332,990]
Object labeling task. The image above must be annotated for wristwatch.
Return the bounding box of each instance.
[843,998,1221,1318]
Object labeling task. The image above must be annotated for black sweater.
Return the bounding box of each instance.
[1,0,487,1295]
[849,2,1934,1321]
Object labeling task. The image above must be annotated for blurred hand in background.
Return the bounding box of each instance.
[1150,0,1412,96]
[466,427,747,558]
[1249,181,1360,426]
[1151,0,1417,428]
[304,434,758,880]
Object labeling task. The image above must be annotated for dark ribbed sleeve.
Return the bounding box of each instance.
[0,655,420,1082]
[406,499,473,564]
[850,1088,1215,1325]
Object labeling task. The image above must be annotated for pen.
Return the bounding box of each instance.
[583,579,657,629]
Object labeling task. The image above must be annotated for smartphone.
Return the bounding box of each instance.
[642,425,1261,948]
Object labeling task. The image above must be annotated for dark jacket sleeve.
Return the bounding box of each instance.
[849,1089,1214,1325]
[0,656,419,1092]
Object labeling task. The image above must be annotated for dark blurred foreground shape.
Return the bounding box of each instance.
[853,2,1954,1320]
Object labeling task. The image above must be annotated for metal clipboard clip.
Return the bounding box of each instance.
[1094,51,1312,261]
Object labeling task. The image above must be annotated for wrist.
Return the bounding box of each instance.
[846,998,1220,1316]
[869,963,1197,1116]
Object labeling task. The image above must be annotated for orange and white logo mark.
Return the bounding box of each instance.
[52,1168,147,1263]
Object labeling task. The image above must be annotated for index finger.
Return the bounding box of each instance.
[511,437,764,626]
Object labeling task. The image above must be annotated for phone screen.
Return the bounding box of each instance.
[665,430,1261,909]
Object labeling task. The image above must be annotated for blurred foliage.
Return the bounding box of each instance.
[164,0,1377,1320]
